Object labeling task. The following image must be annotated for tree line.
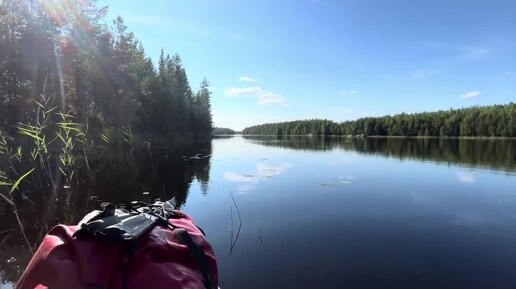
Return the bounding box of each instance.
[0,0,213,143]
[242,103,516,137]
[0,0,214,270]
[213,127,236,135]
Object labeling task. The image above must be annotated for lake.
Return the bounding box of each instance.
[2,136,516,289]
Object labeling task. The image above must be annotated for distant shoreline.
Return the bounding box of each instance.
[240,134,516,140]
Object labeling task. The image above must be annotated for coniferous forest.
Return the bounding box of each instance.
[242,103,516,137]
[0,1,214,271]
[0,0,213,143]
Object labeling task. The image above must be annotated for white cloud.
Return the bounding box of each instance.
[307,0,330,6]
[239,76,256,82]
[459,47,491,61]
[224,86,261,97]
[412,69,437,79]
[224,86,290,106]
[340,90,357,95]
[257,91,289,106]
[459,91,481,99]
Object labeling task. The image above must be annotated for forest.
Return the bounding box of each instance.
[0,0,214,271]
[242,103,516,137]
[0,0,213,143]
[213,127,236,135]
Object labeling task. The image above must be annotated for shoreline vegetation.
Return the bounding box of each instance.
[242,103,515,138]
[0,0,215,204]
[240,134,516,139]
[0,0,213,146]
[213,127,236,135]
[0,0,214,268]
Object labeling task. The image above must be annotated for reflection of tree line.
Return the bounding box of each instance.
[0,141,212,285]
[244,136,516,172]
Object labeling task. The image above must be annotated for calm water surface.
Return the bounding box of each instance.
[2,136,516,289]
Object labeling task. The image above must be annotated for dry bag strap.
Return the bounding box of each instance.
[174,228,217,289]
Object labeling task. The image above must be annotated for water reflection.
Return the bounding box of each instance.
[244,136,516,172]
[0,141,212,286]
[3,135,516,287]
[224,163,292,183]
[224,163,292,194]
[456,172,476,184]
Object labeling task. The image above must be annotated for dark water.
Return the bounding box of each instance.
[2,136,516,288]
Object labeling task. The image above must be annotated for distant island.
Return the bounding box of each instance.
[213,127,237,135]
[242,103,515,137]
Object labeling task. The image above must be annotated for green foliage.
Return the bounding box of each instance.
[0,133,7,155]
[0,0,213,143]
[242,103,516,137]
[9,168,34,195]
[213,127,236,135]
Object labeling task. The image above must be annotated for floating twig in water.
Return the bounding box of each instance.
[258,207,263,244]
[320,182,335,186]
[229,191,242,253]
[229,205,233,251]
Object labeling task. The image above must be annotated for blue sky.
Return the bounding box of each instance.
[100,0,515,130]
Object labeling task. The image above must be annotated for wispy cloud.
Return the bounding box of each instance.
[258,91,289,106]
[224,86,290,106]
[459,46,492,61]
[224,86,261,97]
[340,90,358,95]
[412,69,437,79]
[459,91,481,99]
[239,76,256,82]
[307,0,331,6]
[423,42,494,65]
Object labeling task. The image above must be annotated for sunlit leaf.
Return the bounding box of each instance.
[56,132,66,144]
[0,134,6,155]
[31,148,39,160]
[33,100,45,109]
[17,127,43,142]
[59,167,67,177]
[101,131,109,143]
[42,135,48,153]
[45,106,58,115]
[10,168,35,194]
